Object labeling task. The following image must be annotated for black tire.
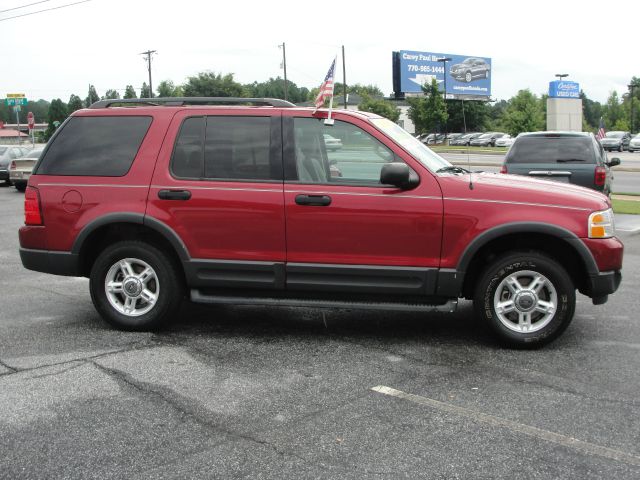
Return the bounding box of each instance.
[465,71,472,83]
[89,241,184,331]
[15,183,26,192]
[473,251,575,348]
[619,145,624,152]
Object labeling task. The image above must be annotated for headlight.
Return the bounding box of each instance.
[588,208,615,238]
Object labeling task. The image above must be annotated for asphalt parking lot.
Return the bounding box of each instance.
[1,184,639,479]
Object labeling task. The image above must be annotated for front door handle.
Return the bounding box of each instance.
[295,194,332,206]
[158,189,191,200]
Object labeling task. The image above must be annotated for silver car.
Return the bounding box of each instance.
[0,145,31,185]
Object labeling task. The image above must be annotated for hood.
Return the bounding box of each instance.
[439,172,609,212]
[601,138,620,143]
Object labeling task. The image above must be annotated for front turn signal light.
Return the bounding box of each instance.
[588,208,614,238]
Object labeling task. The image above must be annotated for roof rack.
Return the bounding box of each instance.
[88,97,296,109]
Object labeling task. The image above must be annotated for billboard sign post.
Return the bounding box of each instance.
[394,50,492,99]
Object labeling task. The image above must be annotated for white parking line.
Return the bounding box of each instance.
[371,385,640,467]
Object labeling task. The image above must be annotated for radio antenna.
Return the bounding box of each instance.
[462,99,474,190]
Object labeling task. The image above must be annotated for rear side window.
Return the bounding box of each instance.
[171,116,277,181]
[506,136,596,164]
[37,116,152,176]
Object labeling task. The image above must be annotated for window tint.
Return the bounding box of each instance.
[293,118,397,185]
[506,136,596,164]
[172,117,204,178]
[37,116,151,176]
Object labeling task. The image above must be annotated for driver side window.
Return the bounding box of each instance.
[293,118,398,185]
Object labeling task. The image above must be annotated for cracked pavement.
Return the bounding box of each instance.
[1,185,640,479]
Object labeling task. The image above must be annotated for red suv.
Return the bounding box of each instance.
[19,98,623,347]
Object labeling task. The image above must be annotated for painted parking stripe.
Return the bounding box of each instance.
[371,385,640,467]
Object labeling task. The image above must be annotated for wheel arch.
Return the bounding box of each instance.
[454,223,598,299]
[72,213,190,277]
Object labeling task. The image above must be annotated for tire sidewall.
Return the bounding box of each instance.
[475,253,575,347]
[90,242,181,330]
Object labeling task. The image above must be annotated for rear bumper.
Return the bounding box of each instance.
[20,248,80,276]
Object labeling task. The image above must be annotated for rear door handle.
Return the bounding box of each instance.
[158,189,191,200]
[295,194,332,206]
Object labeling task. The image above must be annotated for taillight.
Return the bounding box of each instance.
[594,166,606,186]
[24,186,43,225]
[500,164,508,174]
[10,161,16,171]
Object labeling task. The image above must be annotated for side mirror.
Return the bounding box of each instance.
[380,162,419,189]
[608,157,621,167]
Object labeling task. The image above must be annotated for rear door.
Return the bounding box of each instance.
[282,112,443,296]
[147,110,287,290]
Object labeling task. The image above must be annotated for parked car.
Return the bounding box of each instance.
[470,132,506,147]
[323,134,343,151]
[19,97,622,347]
[446,133,463,144]
[599,131,631,152]
[421,133,446,145]
[501,131,619,196]
[10,147,44,192]
[628,134,640,152]
[449,58,490,83]
[0,145,31,185]
[494,135,514,147]
[449,132,481,146]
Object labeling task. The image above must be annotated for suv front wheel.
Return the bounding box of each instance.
[89,241,183,331]
[474,251,575,347]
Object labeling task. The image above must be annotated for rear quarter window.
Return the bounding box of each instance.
[36,116,152,176]
[506,136,596,164]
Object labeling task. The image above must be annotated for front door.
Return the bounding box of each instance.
[283,112,443,296]
[147,110,286,290]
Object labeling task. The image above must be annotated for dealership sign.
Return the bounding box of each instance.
[393,50,492,98]
[549,80,580,99]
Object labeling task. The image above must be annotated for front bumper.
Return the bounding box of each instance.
[586,270,622,304]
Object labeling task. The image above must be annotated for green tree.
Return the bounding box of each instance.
[445,99,489,132]
[140,82,151,98]
[67,94,84,114]
[103,89,120,100]
[123,85,137,99]
[44,99,68,141]
[245,77,308,103]
[602,91,624,130]
[580,90,602,132]
[182,72,246,97]
[358,96,400,122]
[333,83,384,98]
[85,85,99,107]
[502,89,544,136]
[407,79,448,134]
[156,80,182,97]
[486,99,508,131]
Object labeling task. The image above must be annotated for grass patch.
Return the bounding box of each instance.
[430,146,508,154]
[612,199,640,214]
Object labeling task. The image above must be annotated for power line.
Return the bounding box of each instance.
[0,0,92,21]
[0,0,52,14]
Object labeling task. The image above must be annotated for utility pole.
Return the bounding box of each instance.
[342,45,347,109]
[140,50,157,98]
[629,83,637,134]
[279,43,288,101]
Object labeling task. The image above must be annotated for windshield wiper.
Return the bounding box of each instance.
[436,166,470,174]
[556,158,586,163]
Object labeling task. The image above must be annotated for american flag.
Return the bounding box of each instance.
[596,117,606,140]
[314,58,336,109]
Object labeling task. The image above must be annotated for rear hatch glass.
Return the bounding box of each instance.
[506,136,596,164]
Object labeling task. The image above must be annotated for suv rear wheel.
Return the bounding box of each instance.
[474,251,575,347]
[89,241,183,331]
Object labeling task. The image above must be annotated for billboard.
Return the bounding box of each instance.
[549,80,580,99]
[393,50,492,98]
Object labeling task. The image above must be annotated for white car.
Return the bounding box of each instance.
[495,135,514,147]
[10,147,43,192]
[323,134,343,151]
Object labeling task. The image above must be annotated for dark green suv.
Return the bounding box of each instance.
[501,132,620,196]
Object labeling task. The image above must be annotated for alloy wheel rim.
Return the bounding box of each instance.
[104,258,159,317]
[493,270,557,333]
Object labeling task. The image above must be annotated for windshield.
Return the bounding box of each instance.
[27,149,44,158]
[0,147,6,155]
[462,58,474,65]
[506,136,596,164]
[370,118,450,172]
[605,132,624,138]
[478,133,493,139]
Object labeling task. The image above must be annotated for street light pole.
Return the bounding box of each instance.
[555,73,569,81]
[437,57,452,141]
[140,50,157,98]
[279,43,288,102]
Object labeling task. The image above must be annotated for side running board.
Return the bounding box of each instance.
[190,289,458,313]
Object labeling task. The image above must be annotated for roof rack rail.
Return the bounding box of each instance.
[89,97,296,109]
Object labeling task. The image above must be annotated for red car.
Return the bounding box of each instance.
[19,97,623,347]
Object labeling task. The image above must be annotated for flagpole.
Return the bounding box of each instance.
[325,95,334,126]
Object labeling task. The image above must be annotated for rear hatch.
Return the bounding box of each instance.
[504,134,596,188]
